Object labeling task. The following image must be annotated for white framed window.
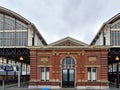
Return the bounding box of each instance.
[113,64,117,72]
[41,67,49,81]
[108,65,112,72]
[88,67,97,81]
[111,31,120,46]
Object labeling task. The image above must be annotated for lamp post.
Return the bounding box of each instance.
[115,56,119,88]
[18,56,24,88]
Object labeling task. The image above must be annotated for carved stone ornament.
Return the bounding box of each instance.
[40,57,48,63]
[88,57,96,62]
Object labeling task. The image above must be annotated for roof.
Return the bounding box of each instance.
[90,13,120,45]
[49,37,88,46]
[0,6,47,45]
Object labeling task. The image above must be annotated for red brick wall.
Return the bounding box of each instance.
[29,48,108,87]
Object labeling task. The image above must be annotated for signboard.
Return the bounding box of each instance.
[3,65,13,71]
[0,64,19,75]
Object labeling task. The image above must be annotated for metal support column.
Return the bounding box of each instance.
[116,63,119,88]
[2,76,5,90]
[18,64,21,88]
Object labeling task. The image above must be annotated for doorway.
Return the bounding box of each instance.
[62,57,75,88]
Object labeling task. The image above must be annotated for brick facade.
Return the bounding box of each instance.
[29,47,109,89]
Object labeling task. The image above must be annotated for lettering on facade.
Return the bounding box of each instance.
[88,57,97,63]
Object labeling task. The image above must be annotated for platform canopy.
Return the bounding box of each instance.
[108,47,120,64]
[0,48,30,64]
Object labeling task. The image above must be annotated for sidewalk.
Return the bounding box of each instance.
[0,82,120,90]
[2,86,120,90]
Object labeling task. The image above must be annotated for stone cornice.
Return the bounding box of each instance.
[27,46,110,50]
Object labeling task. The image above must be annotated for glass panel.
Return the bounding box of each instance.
[41,68,45,81]
[88,67,91,81]
[46,67,49,81]
[62,59,66,65]
[113,64,116,72]
[4,15,15,30]
[13,66,17,71]
[118,31,120,45]
[62,57,75,69]
[0,14,3,30]
[92,68,96,81]
[62,69,67,81]
[69,69,74,81]
[16,20,27,30]
[66,57,71,64]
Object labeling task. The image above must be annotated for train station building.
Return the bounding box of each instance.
[0,6,46,81]
[29,37,109,89]
[0,6,120,89]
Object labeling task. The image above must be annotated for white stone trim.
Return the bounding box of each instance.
[29,85,61,89]
[28,85,37,88]
[76,86,109,89]
[29,85,109,89]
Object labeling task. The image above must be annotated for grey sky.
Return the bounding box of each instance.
[0,0,120,44]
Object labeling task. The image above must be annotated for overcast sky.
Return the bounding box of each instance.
[0,0,120,44]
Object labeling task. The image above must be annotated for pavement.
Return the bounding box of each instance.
[0,82,120,90]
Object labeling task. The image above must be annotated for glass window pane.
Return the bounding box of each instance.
[92,68,96,81]
[88,67,97,81]
[46,68,49,81]
[41,68,45,81]
[62,57,75,68]
[88,71,91,81]
[0,14,3,30]
[62,69,67,81]
[66,57,71,64]
[69,69,74,81]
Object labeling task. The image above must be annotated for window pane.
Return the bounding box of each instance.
[41,68,45,81]
[66,57,71,64]
[111,31,120,46]
[46,68,49,81]
[92,68,96,81]
[0,14,3,29]
[41,67,49,81]
[69,69,74,81]
[88,67,91,81]
[62,69,67,81]
[88,67,97,81]
[88,67,91,72]
[62,57,75,68]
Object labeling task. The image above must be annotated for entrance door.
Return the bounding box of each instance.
[62,69,74,87]
[62,57,75,88]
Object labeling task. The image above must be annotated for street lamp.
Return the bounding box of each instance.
[18,56,24,88]
[115,56,119,88]
[20,56,24,61]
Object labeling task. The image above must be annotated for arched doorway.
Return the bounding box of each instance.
[62,57,75,88]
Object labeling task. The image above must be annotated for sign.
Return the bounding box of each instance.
[3,65,13,71]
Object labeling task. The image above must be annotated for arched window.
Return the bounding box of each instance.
[62,57,75,69]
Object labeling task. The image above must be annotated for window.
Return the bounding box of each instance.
[108,65,112,72]
[4,15,15,30]
[111,31,120,46]
[0,14,4,29]
[88,67,97,81]
[62,57,75,69]
[0,32,27,46]
[113,64,117,72]
[32,37,34,46]
[41,67,49,81]
[103,37,106,45]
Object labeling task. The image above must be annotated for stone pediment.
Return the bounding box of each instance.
[49,37,88,46]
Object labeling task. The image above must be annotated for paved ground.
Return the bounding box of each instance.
[0,82,120,90]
